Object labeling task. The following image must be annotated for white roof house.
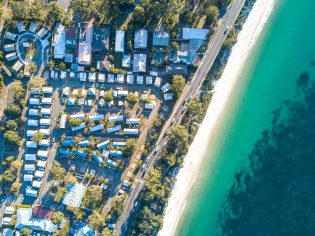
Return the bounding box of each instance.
[5,32,17,41]
[115,30,125,52]
[153,31,170,46]
[89,114,104,121]
[126,118,140,125]
[24,164,36,172]
[37,150,49,158]
[26,141,38,148]
[134,29,148,49]
[124,128,139,135]
[37,27,48,38]
[4,206,15,215]
[5,52,18,61]
[39,139,50,147]
[78,42,92,65]
[29,98,40,105]
[154,77,162,87]
[12,60,24,73]
[26,130,37,137]
[88,72,96,82]
[25,188,38,197]
[41,108,51,115]
[16,22,25,32]
[4,44,15,52]
[41,97,52,105]
[62,183,86,207]
[107,73,115,83]
[60,114,67,129]
[182,28,209,40]
[90,124,104,133]
[32,180,42,189]
[60,71,67,79]
[161,83,171,93]
[27,119,39,127]
[42,87,53,94]
[137,75,144,84]
[107,124,122,133]
[15,208,57,232]
[2,217,12,225]
[146,76,153,85]
[53,24,66,59]
[126,74,134,84]
[117,74,124,83]
[117,90,128,97]
[25,154,36,161]
[78,72,87,82]
[39,128,50,136]
[108,115,124,122]
[23,174,34,182]
[40,118,51,126]
[122,55,131,67]
[70,113,85,119]
[29,22,38,33]
[164,93,174,100]
[145,102,155,109]
[37,160,46,168]
[35,170,45,178]
[133,54,147,72]
[98,73,105,82]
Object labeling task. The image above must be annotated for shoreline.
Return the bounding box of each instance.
[158,0,275,235]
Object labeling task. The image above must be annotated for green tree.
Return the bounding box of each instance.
[67,206,86,221]
[47,1,64,23]
[205,5,220,24]
[83,185,103,208]
[28,76,46,89]
[125,138,138,156]
[104,90,114,102]
[102,227,114,236]
[51,211,64,224]
[4,130,21,146]
[21,228,33,235]
[50,162,66,182]
[68,118,82,127]
[5,120,18,131]
[126,92,139,103]
[168,123,189,147]
[4,104,21,118]
[170,41,180,51]
[32,131,43,142]
[87,211,105,230]
[171,75,186,98]
[27,62,37,74]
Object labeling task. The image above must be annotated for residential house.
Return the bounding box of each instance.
[62,183,86,207]
[92,26,110,52]
[53,23,66,59]
[153,31,170,47]
[134,29,148,49]
[115,30,125,52]
[133,54,147,73]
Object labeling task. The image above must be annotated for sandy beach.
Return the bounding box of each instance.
[158,0,275,235]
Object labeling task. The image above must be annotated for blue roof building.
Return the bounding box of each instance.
[97,140,110,149]
[59,148,73,156]
[62,138,74,146]
[110,150,123,157]
[78,140,90,147]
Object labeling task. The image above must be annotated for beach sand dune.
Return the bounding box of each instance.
[159,0,275,235]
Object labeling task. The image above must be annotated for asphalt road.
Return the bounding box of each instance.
[116,0,246,234]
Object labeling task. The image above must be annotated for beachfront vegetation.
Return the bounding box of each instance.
[126,3,245,232]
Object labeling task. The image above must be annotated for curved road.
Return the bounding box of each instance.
[116,0,247,235]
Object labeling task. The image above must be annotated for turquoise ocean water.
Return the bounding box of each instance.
[175,0,315,235]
